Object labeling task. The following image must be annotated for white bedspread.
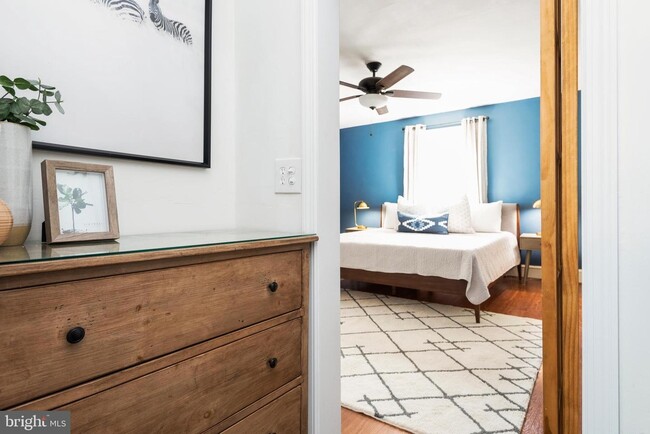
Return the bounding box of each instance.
[340,229,521,304]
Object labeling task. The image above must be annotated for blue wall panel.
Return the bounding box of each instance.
[340,97,546,264]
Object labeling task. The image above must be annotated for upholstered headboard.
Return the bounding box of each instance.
[500,203,520,239]
[380,202,520,239]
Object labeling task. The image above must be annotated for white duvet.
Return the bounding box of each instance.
[340,229,521,304]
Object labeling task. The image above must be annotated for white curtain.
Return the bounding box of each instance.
[402,117,488,206]
[461,116,489,204]
[402,124,426,202]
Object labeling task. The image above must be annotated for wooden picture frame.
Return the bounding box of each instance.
[41,160,120,244]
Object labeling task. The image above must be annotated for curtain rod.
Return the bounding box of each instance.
[401,116,489,131]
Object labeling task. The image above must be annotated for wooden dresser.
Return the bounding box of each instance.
[0,231,316,433]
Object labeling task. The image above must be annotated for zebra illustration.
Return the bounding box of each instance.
[92,0,146,23]
[149,0,193,45]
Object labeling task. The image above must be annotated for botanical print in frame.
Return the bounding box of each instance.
[2,0,211,167]
[41,160,120,243]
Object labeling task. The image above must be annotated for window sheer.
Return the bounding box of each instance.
[403,117,488,206]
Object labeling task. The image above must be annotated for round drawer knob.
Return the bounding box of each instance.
[268,281,279,292]
[267,357,278,369]
[66,326,85,344]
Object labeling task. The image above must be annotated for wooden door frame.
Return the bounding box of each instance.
[540,0,581,432]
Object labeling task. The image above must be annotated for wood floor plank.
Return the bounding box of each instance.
[340,276,570,434]
[342,407,409,434]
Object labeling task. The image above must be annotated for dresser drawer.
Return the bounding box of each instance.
[0,251,302,408]
[219,386,302,434]
[60,319,302,433]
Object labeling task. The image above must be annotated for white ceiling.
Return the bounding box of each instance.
[340,0,540,128]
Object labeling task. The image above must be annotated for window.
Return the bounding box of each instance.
[413,125,467,205]
[404,118,487,205]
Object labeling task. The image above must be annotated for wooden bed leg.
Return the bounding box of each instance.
[390,285,397,296]
[517,264,522,282]
[474,304,481,323]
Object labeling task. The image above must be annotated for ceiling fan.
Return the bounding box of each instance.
[340,61,442,115]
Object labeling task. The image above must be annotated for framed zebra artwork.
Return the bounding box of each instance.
[1,0,212,167]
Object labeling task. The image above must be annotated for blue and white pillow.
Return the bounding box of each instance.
[397,211,449,235]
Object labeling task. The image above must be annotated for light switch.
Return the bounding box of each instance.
[275,158,301,194]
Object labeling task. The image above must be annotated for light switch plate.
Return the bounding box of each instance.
[275,158,302,194]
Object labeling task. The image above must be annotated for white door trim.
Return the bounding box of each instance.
[302,0,341,433]
[581,0,620,432]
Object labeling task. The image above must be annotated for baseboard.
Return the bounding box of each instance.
[506,266,583,283]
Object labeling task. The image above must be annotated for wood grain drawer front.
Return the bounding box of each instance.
[219,386,302,434]
[61,319,302,434]
[0,251,302,409]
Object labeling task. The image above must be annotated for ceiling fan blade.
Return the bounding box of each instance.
[376,65,414,90]
[376,106,389,115]
[340,80,364,91]
[340,95,362,102]
[387,90,442,100]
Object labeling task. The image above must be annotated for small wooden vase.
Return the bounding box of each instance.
[0,199,13,245]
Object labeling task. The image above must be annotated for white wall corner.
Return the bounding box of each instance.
[581,0,620,432]
[302,0,341,433]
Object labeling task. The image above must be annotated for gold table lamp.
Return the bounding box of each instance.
[354,200,369,229]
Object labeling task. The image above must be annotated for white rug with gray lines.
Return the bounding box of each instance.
[340,289,542,434]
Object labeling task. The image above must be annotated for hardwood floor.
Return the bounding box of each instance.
[341,275,559,434]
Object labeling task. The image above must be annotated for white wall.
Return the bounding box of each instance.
[233,0,304,232]
[25,1,237,241]
[617,0,650,431]
[232,1,341,432]
[584,0,650,432]
[307,1,342,433]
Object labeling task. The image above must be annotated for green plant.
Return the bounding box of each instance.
[0,75,64,131]
[57,184,93,233]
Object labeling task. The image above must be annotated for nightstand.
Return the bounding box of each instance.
[345,227,367,232]
[519,233,541,285]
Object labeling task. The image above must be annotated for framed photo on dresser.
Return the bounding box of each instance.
[41,160,120,244]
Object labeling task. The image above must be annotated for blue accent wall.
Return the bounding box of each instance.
[340,97,545,264]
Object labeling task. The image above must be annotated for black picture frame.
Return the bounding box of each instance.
[32,0,212,169]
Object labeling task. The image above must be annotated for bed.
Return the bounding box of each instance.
[340,203,521,322]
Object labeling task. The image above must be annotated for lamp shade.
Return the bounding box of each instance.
[355,201,369,210]
[359,94,388,109]
[533,199,542,209]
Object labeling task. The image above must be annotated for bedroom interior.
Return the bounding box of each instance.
[1,0,649,433]
[338,1,580,433]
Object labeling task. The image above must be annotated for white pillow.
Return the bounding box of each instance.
[471,201,503,232]
[443,195,474,234]
[397,195,429,216]
[382,202,399,230]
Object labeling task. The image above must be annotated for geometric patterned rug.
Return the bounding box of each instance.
[341,289,542,434]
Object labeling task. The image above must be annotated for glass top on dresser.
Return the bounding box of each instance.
[0,230,315,266]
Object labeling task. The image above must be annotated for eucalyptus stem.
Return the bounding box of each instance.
[0,75,64,131]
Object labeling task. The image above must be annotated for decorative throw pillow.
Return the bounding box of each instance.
[444,195,475,234]
[470,201,503,232]
[398,195,474,234]
[382,202,399,230]
[397,211,449,234]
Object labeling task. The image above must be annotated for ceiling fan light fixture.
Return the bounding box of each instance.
[359,93,388,110]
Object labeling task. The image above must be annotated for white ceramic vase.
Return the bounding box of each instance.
[0,121,33,246]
